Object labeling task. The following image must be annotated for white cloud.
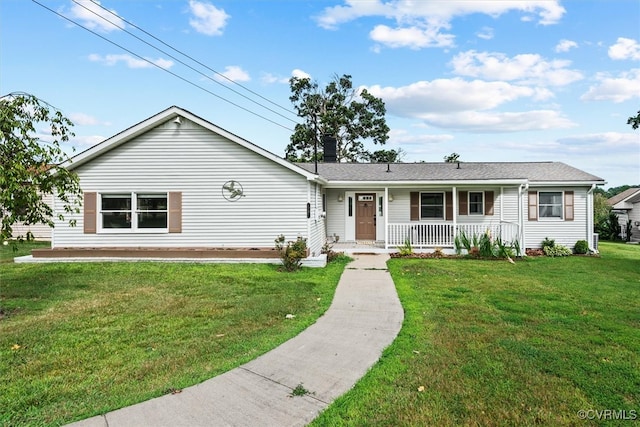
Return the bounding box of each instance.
[68,112,100,126]
[366,78,575,132]
[316,0,565,49]
[415,110,575,133]
[580,69,640,103]
[88,53,173,69]
[68,0,124,32]
[450,50,583,86]
[215,66,250,83]
[291,69,311,79]
[188,0,229,36]
[72,134,106,147]
[555,39,578,53]
[370,24,455,49]
[261,73,290,84]
[476,27,494,40]
[608,37,640,61]
[368,78,543,116]
[389,128,454,145]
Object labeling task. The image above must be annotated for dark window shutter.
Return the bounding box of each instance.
[528,191,538,221]
[564,191,574,221]
[83,192,97,233]
[410,192,419,221]
[445,192,453,221]
[485,191,494,216]
[168,192,182,233]
[459,191,468,215]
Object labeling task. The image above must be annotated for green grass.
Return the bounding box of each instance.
[312,242,640,426]
[0,242,350,426]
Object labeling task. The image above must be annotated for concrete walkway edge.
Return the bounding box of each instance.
[66,254,404,427]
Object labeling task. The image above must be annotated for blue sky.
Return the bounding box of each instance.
[1,0,639,188]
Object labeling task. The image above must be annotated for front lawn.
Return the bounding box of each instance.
[0,243,349,426]
[312,242,640,426]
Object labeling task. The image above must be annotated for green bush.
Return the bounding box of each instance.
[574,240,589,254]
[275,235,308,271]
[543,244,572,257]
[541,237,555,251]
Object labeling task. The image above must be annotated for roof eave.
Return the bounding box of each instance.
[323,179,529,188]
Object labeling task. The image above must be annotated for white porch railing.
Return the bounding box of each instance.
[387,222,520,248]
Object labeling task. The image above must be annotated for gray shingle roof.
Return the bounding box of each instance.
[607,187,640,205]
[296,162,604,183]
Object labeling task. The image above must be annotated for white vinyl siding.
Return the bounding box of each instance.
[52,119,310,248]
[524,187,588,249]
[11,193,53,241]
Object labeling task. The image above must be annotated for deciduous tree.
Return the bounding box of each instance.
[627,110,640,130]
[286,74,389,162]
[0,93,82,241]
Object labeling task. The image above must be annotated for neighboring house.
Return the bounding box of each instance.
[37,106,604,263]
[7,193,54,241]
[608,187,640,242]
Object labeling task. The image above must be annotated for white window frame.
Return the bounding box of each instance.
[420,192,445,220]
[98,192,169,233]
[538,191,564,221]
[468,191,484,216]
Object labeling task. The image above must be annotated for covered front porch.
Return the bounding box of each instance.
[331,221,520,254]
[324,184,525,253]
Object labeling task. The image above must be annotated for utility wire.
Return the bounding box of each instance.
[31,0,295,132]
[73,0,298,124]
[82,0,297,120]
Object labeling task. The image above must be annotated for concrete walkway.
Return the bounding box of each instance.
[66,254,404,427]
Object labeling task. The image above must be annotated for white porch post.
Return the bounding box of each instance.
[384,187,389,249]
[452,186,457,244]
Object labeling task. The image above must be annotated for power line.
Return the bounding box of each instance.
[72,0,298,124]
[81,0,297,120]
[31,0,296,132]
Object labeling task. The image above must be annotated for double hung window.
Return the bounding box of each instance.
[468,192,484,215]
[420,193,444,219]
[100,193,168,231]
[538,192,563,219]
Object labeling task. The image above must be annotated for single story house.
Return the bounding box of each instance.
[608,187,640,242]
[36,106,604,264]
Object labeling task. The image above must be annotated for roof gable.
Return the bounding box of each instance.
[66,106,318,181]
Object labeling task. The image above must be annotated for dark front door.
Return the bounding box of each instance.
[356,193,376,240]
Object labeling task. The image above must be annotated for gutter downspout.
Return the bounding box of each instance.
[452,186,457,247]
[587,184,597,253]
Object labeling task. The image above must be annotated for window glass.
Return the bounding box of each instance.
[539,192,563,218]
[469,192,484,215]
[101,194,132,229]
[421,193,444,219]
[136,194,168,228]
[101,194,131,211]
